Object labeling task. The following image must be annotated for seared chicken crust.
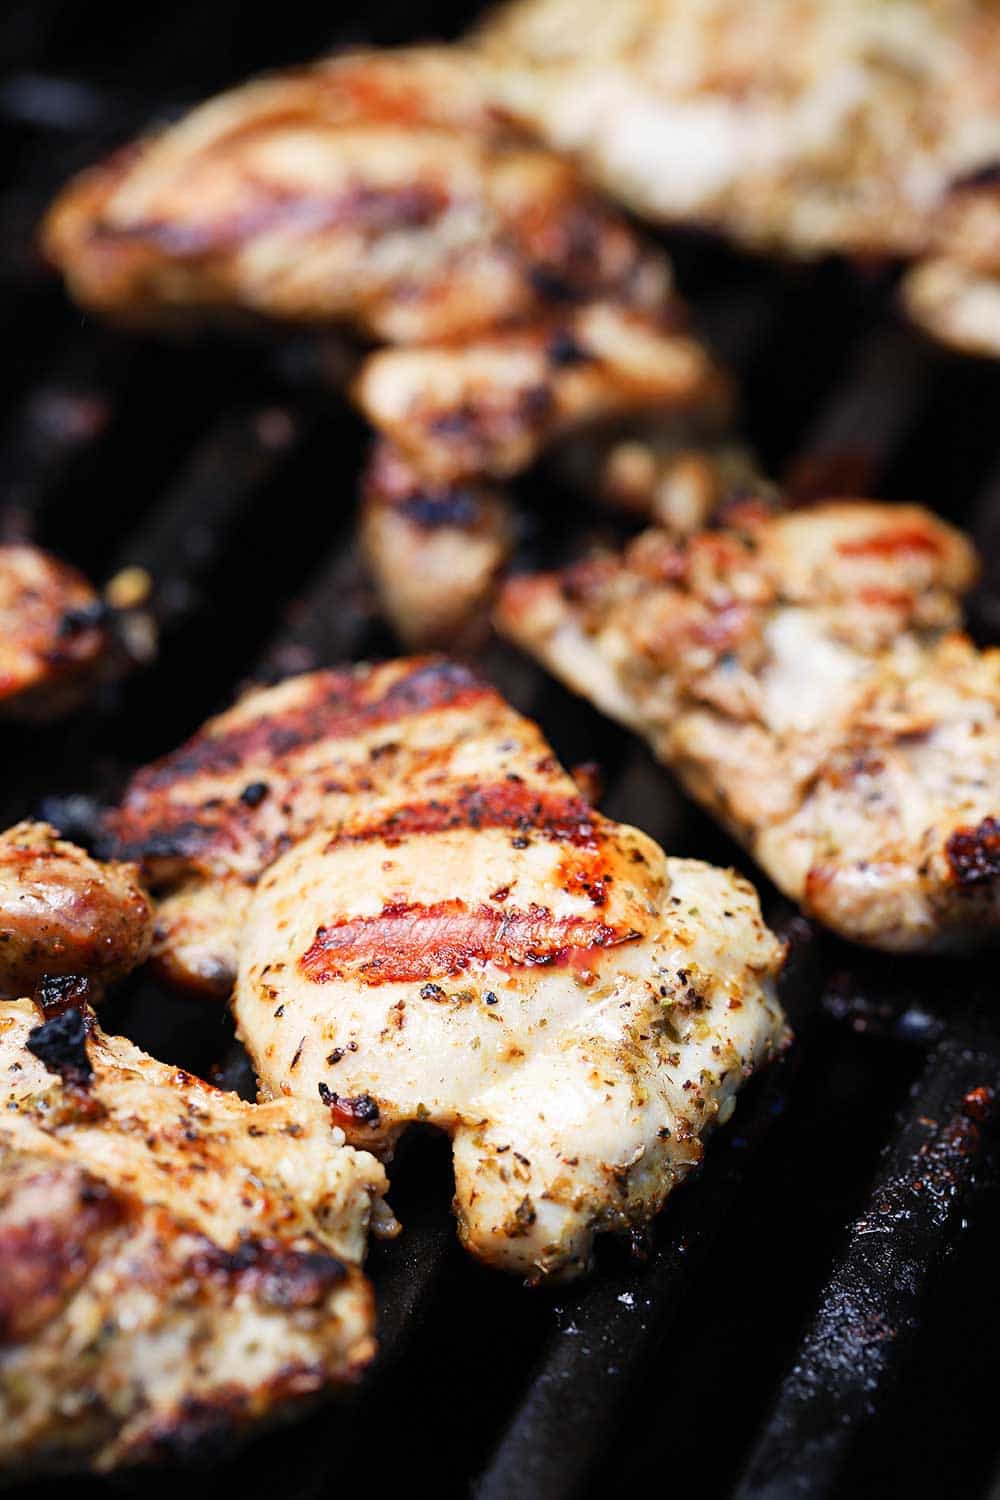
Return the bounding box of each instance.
[105,657,787,1279]
[42,45,729,645]
[0,544,108,721]
[498,499,1000,951]
[41,46,672,342]
[0,821,153,998]
[0,997,392,1474]
[481,0,1000,352]
[360,442,515,650]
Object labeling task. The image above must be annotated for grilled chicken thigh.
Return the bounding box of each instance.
[354,302,727,487]
[498,499,1000,951]
[0,996,392,1473]
[41,46,673,341]
[0,821,153,998]
[42,46,729,645]
[360,442,515,649]
[0,545,108,720]
[480,0,1000,353]
[105,657,787,1279]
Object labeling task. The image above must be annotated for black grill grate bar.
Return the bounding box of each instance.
[472,1054,797,1500]
[0,340,114,540]
[782,320,938,502]
[733,1009,1000,1500]
[110,405,304,625]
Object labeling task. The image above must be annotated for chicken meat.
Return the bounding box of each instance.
[0,544,109,721]
[0,821,153,998]
[360,442,515,650]
[104,656,787,1279]
[479,0,1000,353]
[0,995,393,1473]
[42,46,730,645]
[498,498,1000,951]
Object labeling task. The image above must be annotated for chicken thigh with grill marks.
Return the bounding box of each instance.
[41,46,729,646]
[105,657,787,1280]
[0,995,393,1474]
[0,821,153,999]
[498,498,1000,951]
[479,0,1000,355]
[0,544,110,721]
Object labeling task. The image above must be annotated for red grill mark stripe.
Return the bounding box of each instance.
[108,659,492,853]
[837,525,944,558]
[300,898,641,985]
[325,781,600,851]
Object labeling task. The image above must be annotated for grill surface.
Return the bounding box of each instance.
[3,5,1000,1498]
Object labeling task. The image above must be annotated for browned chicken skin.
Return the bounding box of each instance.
[0,545,109,721]
[0,997,392,1473]
[498,499,1000,951]
[41,46,729,646]
[480,0,1000,355]
[102,656,786,1279]
[0,822,153,999]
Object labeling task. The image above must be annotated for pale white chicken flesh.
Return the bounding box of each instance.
[105,657,787,1280]
[0,996,392,1473]
[480,0,1000,354]
[498,499,1000,951]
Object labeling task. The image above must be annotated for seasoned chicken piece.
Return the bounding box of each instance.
[104,656,787,1280]
[360,442,515,649]
[0,996,393,1474]
[41,46,673,342]
[105,660,511,997]
[480,0,1000,352]
[0,544,108,721]
[353,302,728,485]
[498,499,1000,951]
[0,822,153,998]
[902,256,1000,358]
[561,429,780,533]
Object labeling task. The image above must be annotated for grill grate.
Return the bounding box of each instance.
[3,6,1000,1498]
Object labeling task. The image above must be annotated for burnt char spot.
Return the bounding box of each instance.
[327,781,600,852]
[189,1236,347,1307]
[26,1006,93,1085]
[239,781,270,808]
[946,816,1000,887]
[57,600,109,638]
[546,329,590,367]
[106,659,492,861]
[397,487,482,531]
[318,1083,381,1129]
[301,898,641,985]
[34,973,94,1016]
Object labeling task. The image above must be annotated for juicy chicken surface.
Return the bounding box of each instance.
[0,997,392,1474]
[0,821,153,998]
[360,442,515,650]
[42,45,730,646]
[41,46,674,343]
[105,657,787,1280]
[0,544,108,721]
[354,301,727,486]
[498,499,1000,951]
[480,0,1000,352]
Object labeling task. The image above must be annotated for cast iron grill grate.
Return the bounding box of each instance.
[2,5,1000,1498]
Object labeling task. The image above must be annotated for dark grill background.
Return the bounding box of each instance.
[3,4,1000,1498]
